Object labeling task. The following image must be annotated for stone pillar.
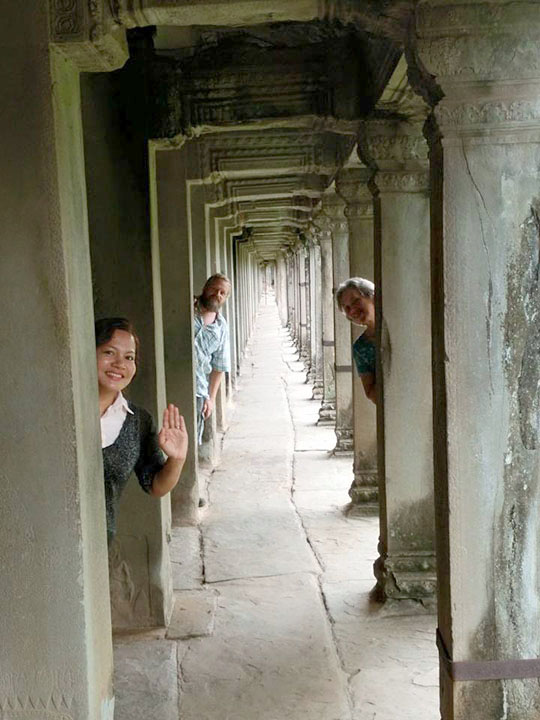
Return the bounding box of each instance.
[153,146,199,525]
[303,242,313,378]
[276,253,289,327]
[188,177,223,468]
[82,71,173,628]
[296,239,310,367]
[307,227,324,398]
[0,5,117,716]
[413,3,540,717]
[321,193,354,451]
[336,167,378,507]
[358,118,435,602]
[225,230,239,387]
[315,214,336,425]
[286,249,296,338]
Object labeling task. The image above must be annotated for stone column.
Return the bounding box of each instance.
[322,193,354,452]
[303,241,313,378]
[358,118,435,603]
[336,167,378,507]
[307,227,324,398]
[0,5,118,716]
[82,72,173,628]
[152,146,200,525]
[315,213,336,425]
[296,238,310,367]
[225,229,240,387]
[286,249,296,338]
[276,253,289,327]
[413,3,540,717]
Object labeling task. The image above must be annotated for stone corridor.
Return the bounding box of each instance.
[114,301,438,720]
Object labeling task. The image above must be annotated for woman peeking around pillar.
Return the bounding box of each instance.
[95,317,188,541]
[336,278,376,404]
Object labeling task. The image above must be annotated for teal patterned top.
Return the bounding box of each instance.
[353,335,375,376]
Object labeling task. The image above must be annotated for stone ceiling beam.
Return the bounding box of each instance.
[113,0,414,42]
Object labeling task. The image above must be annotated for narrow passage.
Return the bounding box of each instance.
[114,302,438,720]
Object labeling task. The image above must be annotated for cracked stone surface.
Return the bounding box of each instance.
[113,302,438,719]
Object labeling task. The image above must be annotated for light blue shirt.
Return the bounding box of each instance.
[194,305,230,398]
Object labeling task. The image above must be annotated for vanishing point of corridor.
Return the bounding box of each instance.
[114,301,438,720]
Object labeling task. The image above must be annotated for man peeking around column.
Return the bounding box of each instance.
[336,278,376,404]
[194,273,232,443]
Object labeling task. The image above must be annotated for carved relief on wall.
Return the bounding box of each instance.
[50,0,84,40]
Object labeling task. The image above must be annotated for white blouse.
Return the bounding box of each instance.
[100,392,134,448]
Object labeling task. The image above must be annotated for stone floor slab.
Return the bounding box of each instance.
[113,636,179,720]
[178,574,352,720]
[167,589,217,639]
[203,498,320,582]
[170,526,203,590]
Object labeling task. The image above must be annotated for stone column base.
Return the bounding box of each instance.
[333,428,354,454]
[312,379,324,399]
[374,550,437,607]
[317,402,336,425]
[349,471,378,505]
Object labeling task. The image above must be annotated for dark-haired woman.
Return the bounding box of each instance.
[96,317,188,541]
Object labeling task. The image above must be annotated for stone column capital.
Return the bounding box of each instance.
[335,167,374,219]
[413,2,540,139]
[358,118,429,194]
[318,193,349,237]
[49,0,128,71]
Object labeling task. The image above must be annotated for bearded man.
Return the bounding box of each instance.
[194,273,232,443]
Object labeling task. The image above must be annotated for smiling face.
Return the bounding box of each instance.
[339,287,375,333]
[200,277,230,312]
[96,329,137,397]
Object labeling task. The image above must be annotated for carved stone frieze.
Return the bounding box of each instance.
[415,2,540,84]
[435,97,540,130]
[375,171,429,194]
[366,134,428,163]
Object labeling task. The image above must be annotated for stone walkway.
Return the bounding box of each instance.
[114,303,439,720]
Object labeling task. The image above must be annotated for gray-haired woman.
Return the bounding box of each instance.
[336,277,376,404]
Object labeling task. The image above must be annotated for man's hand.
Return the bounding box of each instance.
[202,397,214,419]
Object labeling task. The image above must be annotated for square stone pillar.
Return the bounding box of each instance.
[276,254,289,327]
[153,146,199,525]
[82,72,173,629]
[414,3,540,717]
[314,215,336,425]
[295,239,310,368]
[0,7,115,715]
[285,249,297,338]
[336,167,378,507]
[359,118,435,604]
[308,229,324,399]
[319,193,354,451]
